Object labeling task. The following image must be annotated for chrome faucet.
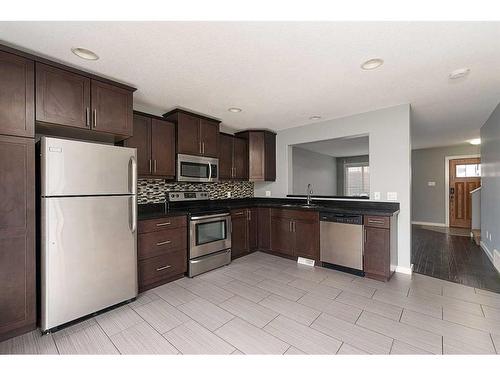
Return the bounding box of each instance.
[306,183,313,205]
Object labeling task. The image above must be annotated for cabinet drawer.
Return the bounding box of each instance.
[138,228,187,260]
[364,215,390,229]
[138,249,187,287]
[271,208,318,221]
[138,215,187,234]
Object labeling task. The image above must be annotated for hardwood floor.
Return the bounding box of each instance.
[412,225,500,293]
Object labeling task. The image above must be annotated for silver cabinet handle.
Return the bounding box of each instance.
[364,229,367,243]
[368,220,385,224]
[85,107,90,127]
[153,159,157,173]
[156,265,171,271]
[156,222,171,227]
[156,240,172,246]
[289,220,292,232]
[92,109,97,128]
[202,142,205,154]
[233,211,245,216]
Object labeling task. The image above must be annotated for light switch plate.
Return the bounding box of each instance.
[373,192,381,200]
[428,181,436,187]
[265,191,271,197]
[387,192,398,201]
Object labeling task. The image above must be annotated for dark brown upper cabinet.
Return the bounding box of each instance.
[235,130,276,181]
[219,133,248,180]
[0,51,34,138]
[91,80,133,137]
[36,63,91,129]
[35,62,133,138]
[124,112,175,178]
[0,135,36,341]
[163,109,220,158]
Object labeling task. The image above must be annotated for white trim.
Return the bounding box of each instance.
[444,154,481,227]
[396,264,413,275]
[480,241,499,273]
[411,221,447,227]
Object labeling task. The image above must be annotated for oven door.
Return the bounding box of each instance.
[177,154,219,182]
[190,213,231,259]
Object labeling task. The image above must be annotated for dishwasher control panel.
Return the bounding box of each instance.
[320,212,363,225]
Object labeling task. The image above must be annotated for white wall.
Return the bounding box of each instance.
[480,101,500,272]
[292,147,337,195]
[255,104,412,270]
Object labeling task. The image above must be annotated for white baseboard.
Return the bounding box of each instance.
[411,221,447,227]
[395,264,413,275]
[480,241,500,273]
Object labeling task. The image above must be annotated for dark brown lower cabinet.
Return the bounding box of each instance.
[137,215,187,292]
[270,209,319,260]
[231,209,248,259]
[248,208,258,251]
[0,135,35,342]
[363,215,397,281]
[257,207,271,251]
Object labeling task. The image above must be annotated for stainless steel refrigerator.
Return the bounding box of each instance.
[40,137,138,331]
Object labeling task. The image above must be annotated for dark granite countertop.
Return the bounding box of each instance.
[138,197,400,221]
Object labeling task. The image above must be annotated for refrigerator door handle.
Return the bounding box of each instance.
[130,195,137,233]
[129,156,137,195]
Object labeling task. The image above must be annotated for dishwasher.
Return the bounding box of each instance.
[320,212,364,275]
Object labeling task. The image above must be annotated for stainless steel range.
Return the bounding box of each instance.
[167,191,231,277]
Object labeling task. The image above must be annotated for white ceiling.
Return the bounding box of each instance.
[1,22,499,149]
[294,135,369,157]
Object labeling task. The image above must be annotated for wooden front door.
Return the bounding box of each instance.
[449,157,481,228]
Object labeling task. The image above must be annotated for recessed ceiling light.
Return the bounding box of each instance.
[361,58,384,70]
[449,68,470,80]
[228,107,242,113]
[71,47,99,61]
[469,138,481,145]
[309,115,322,120]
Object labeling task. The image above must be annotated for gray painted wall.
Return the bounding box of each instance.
[411,144,480,224]
[480,102,500,272]
[291,147,337,195]
[254,104,412,270]
[336,155,369,194]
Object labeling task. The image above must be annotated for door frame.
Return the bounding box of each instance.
[444,154,480,227]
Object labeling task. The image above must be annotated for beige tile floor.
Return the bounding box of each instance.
[1,251,500,355]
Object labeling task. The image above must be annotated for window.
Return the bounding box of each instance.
[344,163,370,196]
[456,163,481,178]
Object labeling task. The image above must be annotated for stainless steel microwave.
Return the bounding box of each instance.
[177,154,219,183]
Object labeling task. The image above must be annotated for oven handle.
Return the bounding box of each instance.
[190,212,230,221]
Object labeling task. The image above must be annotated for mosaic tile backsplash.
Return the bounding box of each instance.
[137,179,255,204]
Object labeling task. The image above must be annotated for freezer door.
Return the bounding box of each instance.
[41,195,137,331]
[41,137,137,196]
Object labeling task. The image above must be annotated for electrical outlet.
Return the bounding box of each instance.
[387,192,398,201]
[373,192,381,200]
[265,191,271,197]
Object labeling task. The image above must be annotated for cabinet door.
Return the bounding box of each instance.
[199,119,219,157]
[233,136,248,180]
[91,80,133,137]
[151,119,175,178]
[270,217,294,256]
[248,208,258,251]
[0,136,35,341]
[219,133,234,179]
[36,63,90,130]
[0,51,34,137]
[125,114,151,176]
[248,132,265,181]
[363,227,390,280]
[294,219,319,260]
[257,208,271,251]
[231,210,248,259]
[177,112,200,155]
[264,132,276,181]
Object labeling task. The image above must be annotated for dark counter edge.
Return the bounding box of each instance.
[138,197,400,221]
